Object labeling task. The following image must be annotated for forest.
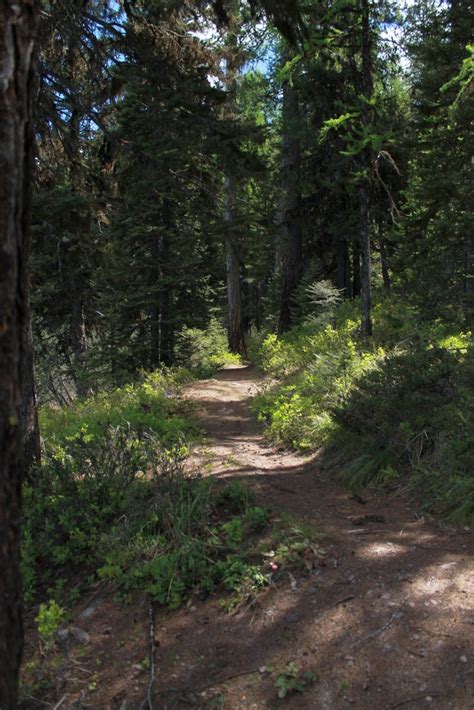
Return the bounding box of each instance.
[0,0,473,708]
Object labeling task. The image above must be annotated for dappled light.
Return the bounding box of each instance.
[357,542,409,559]
[3,0,472,707]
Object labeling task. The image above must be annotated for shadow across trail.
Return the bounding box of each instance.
[157,364,473,710]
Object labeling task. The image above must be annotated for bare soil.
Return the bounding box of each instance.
[26,365,474,709]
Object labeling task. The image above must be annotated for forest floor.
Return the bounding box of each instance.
[28,365,473,709]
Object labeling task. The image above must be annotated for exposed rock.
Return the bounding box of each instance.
[56,626,90,648]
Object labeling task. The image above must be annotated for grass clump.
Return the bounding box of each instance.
[96,468,300,610]
[252,293,474,522]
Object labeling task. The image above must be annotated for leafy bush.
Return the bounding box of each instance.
[336,342,474,520]
[215,480,257,513]
[36,601,66,653]
[39,368,198,452]
[22,425,167,601]
[253,294,474,522]
[275,662,316,699]
[175,318,241,376]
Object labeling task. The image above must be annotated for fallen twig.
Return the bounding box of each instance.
[354,597,408,649]
[335,595,355,606]
[346,529,386,535]
[415,625,454,638]
[389,692,443,709]
[52,696,68,710]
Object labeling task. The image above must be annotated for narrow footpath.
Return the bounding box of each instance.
[158,364,473,709]
[62,365,473,710]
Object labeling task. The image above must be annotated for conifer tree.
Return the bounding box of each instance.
[0,1,40,704]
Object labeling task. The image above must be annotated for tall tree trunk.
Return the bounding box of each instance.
[225,175,246,355]
[67,27,90,394]
[70,274,89,396]
[464,232,474,325]
[0,2,39,705]
[159,229,173,366]
[352,235,361,297]
[278,48,302,334]
[379,238,392,291]
[223,22,246,357]
[150,230,161,368]
[21,315,40,473]
[359,0,373,337]
[150,200,174,367]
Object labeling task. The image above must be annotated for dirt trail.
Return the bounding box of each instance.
[163,365,474,709]
[48,365,473,709]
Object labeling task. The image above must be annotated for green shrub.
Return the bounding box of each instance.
[36,601,66,653]
[175,318,241,376]
[252,294,474,522]
[215,480,257,513]
[22,425,167,601]
[39,368,199,452]
[336,342,474,520]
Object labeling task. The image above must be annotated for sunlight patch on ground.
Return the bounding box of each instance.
[408,564,470,596]
[358,542,409,558]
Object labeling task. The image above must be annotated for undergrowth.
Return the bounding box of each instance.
[26,320,242,605]
[24,433,323,607]
[39,368,198,451]
[251,293,474,522]
[175,318,242,376]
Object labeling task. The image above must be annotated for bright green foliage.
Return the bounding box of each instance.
[96,472,269,609]
[25,371,318,610]
[254,313,380,449]
[254,295,474,521]
[36,601,66,653]
[22,426,169,601]
[39,369,198,452]
[175,319,241,376]
[275,662,316,699]
[23,367,200,601]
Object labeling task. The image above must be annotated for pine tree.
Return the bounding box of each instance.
[0,2,40,704]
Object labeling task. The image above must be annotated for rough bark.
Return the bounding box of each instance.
[278,49,302,334]
[67,28,90,396]
[359,178,372,336]
[379,238,392,291]
[21,19,40,470]
[0,1,39,706]
[159,230,173,366]
[352,235,361,298]
[223,25,246,357]
[150,229,161,368]
[359,0,373,337]
[21,315,40,473]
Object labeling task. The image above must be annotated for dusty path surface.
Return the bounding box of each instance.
[44,365,473,710]
[157,365,473,709]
